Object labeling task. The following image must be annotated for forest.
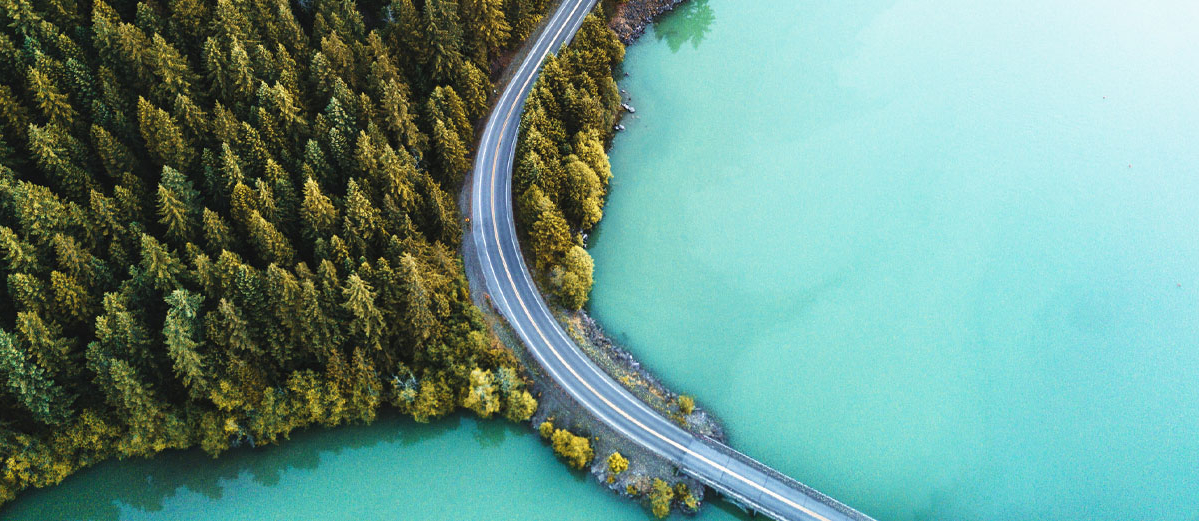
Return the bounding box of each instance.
[514,10,622,310]
[0,0,588,505]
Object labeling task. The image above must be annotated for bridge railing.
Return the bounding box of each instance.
[681,468,789,521]
[697,435,877,521]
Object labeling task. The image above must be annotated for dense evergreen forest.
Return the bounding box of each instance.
[514,14,622,309]
[0,0,602,505]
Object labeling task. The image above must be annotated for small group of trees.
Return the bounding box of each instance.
[627,477,697,519]
[538,419,593,469]
[513,11,624,310]
[606,450,628,476]
[0,0,556,506]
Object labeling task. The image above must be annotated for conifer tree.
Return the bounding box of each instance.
[431,119,469,185]
[426,85,472,142]
[156,166,199,244]
[202,207,234,254]
[163,289,206,392]
[342,273,385,351]
[27,123,92,202]
[462,367,500,418]
[300,177,338,242]
[27,65,77,128]
[246,210,294,266]
[0,330,71,426]
[398,254,435,344]
[139,234,184,292]
[423,0,465,85]
[137,97,193,169]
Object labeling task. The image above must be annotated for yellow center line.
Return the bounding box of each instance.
[480,3,833,519]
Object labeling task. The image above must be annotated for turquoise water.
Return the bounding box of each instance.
[589,1,1199,520]
[4,413,724,520]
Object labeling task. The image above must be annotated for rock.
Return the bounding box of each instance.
[609,0,691,44]
[621,103,636,113]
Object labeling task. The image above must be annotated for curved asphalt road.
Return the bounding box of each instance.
[467,2,876,520]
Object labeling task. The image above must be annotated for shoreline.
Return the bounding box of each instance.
[609,0,691,43]
[460,0,722,516]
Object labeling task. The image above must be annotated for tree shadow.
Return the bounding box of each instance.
[472,414,525,448]
[0,412,467,521]
[654,0,717,53]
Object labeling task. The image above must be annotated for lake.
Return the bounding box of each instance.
[589,1,1199,519]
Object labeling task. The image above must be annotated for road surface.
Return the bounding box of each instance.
[466,2,877,520]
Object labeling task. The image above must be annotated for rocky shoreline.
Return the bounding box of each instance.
[460,0,719,516]
[477,294,715,516]
[512,1,732,512]
[609,0,690,43]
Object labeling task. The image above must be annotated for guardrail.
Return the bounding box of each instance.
[683,467,788,519]
[697,435,877,521]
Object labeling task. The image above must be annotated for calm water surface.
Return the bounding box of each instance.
[590,1,1199,520]
[3,413,735,520]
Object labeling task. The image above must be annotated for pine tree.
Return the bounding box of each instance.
[201,208,234,254]
[459,0,510,65]
[522,186,572,270]
[0,329,71,426]
[163,289,206,392]
[342,273,385,351]
[206,297,257,357]
[157,166,200,244]
[562,155,603,230]
[138,97,194,169]
[246,210,294,266]
[453,60,491,120]
[377,79,425,154]
[431,119,469,185]
[139,234,184,292]
[145,33,194,103]
[422,0,465,85]
[49,270,88,325]
[0,227,39,274]
[505,0,545,46]
[27,123,92,202]
[398,254,435,344]
[341,179,378,256]
[27,64,77,128]
[0,85,32,146]
[262,264,303,366]
[90,124,135,177]
[426,85,472,142]
[300,177,338,242]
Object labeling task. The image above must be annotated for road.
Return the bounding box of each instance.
[466,2,877,520]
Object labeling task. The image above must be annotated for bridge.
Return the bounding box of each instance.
[465,1,878,519]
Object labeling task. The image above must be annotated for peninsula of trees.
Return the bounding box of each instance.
[0,0,564,505]
[514,12,622,310]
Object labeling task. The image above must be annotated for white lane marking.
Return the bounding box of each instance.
[476,3,836,520]
[494,9,675,430]
[472,0,668,470]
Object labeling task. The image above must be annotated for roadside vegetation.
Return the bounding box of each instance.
[0,0,556,506]
[538,418,593,469]
[511,8,712,518]
[513,9,623,310]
